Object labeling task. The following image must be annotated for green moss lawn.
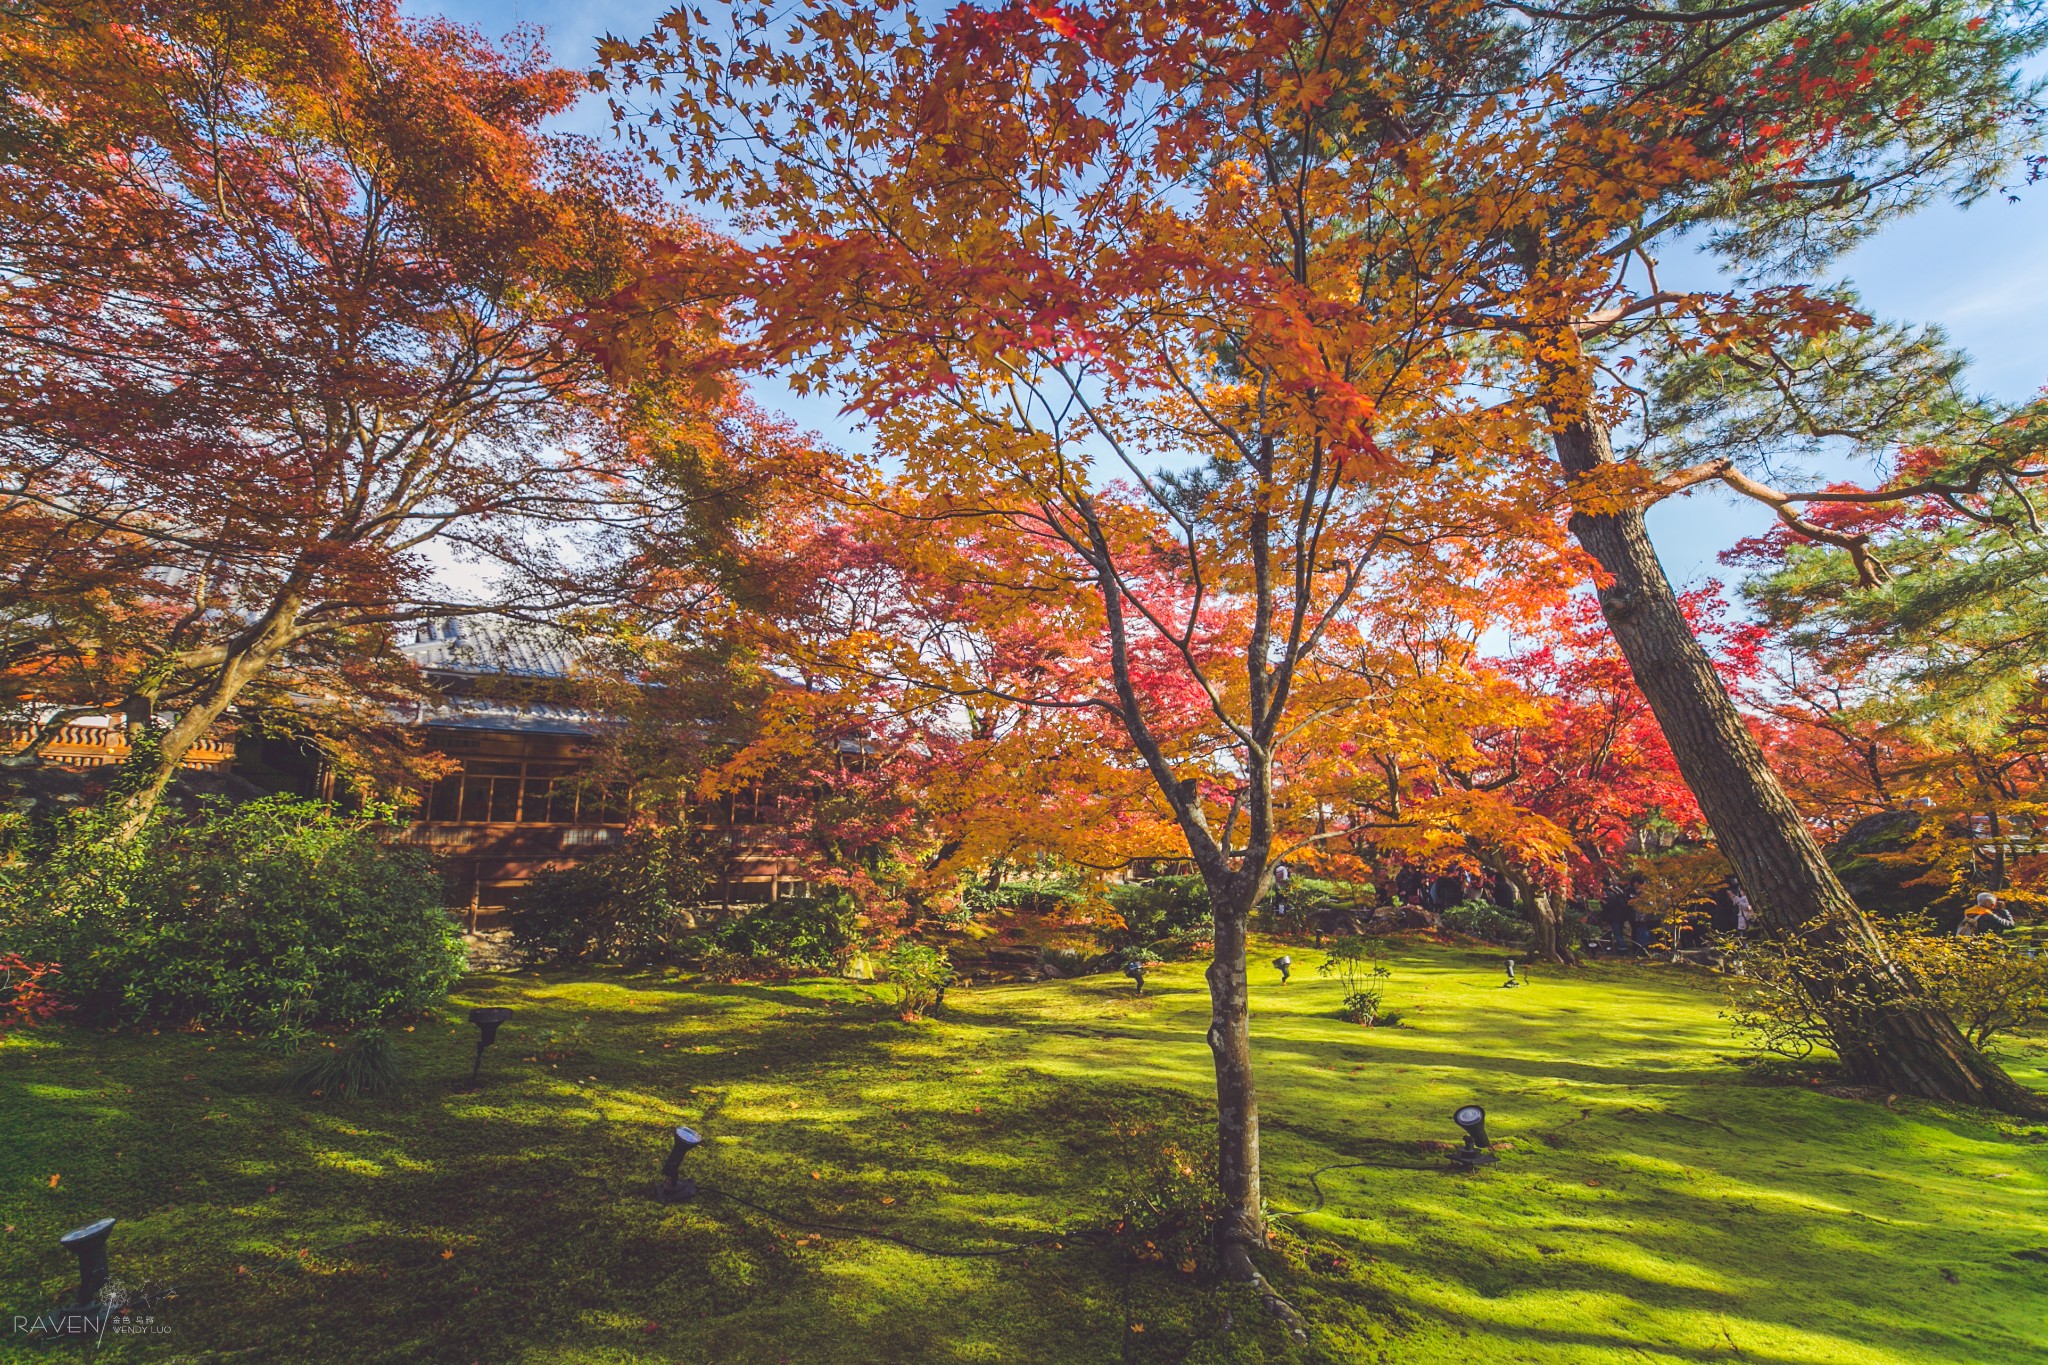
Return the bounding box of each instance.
[4,940,2046,1363]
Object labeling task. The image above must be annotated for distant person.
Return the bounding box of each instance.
[1958,892,2016,938]
[1273,954,1293,984]
[1732,889,1754,937]
[1600,879,1635,954]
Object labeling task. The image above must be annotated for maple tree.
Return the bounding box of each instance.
[0,0,758,829]
[1458,593,1722,956]
[598,0,1588,1307]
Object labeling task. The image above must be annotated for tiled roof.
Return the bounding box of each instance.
[398,617,583,679]
[404,696,612,736]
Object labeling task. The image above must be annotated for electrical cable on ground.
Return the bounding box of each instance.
[1282,1156,1444,1217]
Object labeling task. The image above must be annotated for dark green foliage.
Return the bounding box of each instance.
[1441,898,1533,945]
[694,891,862,974]
[1827,809,1954,922]
[1278,876,1378,937]
[284,1027,404,1100]
[2,796,462,1035]
[1100,876,1212,958]
[506,825,708,965]
[961,874,1090,918]
[1288,877,1375,913]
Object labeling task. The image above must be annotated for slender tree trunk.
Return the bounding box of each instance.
[113,600,300,838]
[1204,888,1262,1246]
[1555,414,2043,1114]
[1203,877,1308,1343]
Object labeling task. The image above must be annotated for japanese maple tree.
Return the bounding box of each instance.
[599,0,1578,1307]
[0,0,751,828]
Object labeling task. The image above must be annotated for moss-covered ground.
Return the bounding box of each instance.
[3,939,2045,1364]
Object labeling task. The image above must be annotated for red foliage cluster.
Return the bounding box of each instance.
[0,954,68,1034]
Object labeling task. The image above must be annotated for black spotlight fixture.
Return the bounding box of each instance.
[656,1125,704,1202]
[467,1006,513,1085]
[1273,954,1293,984]
[46,1218,116,1335]
[1503,958,1521,988]
[1122,959,1147,995]
[1449,1104,1499,1170]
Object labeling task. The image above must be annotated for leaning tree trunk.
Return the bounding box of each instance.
[1555,414,2043,1114]
[113,600,301,839]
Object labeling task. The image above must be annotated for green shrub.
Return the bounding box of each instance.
[696,891,862,974]
[962,875,1090,918]
[506,825,708,965]
[1317,939,1392,1023]
[1441,898,1532,944]
[1106,1125,1222,1276]
[883,940,954,1020]
[3,797,462,1035]
[1101,876,1213,958]
[284,1027,404,1100]
[1896,932,2048,1048]
[1286,877,1376,915]
[1730,917,2048,1058]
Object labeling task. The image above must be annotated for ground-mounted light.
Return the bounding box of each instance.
[656,1125,703,1202]
[1449,1104,1499,1170]
[1122,960,1148,995]
[38,1217,117,1336]
[1503,958,1521,988]
[1273,954,1293,984]
[467,1006,513,1085]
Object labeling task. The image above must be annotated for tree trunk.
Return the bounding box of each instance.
[1485,850,1578,965]
[1204,890,1262,1248]
[1203,881,1308,1343]
[1528,889,1576,966]
[113,601,300,838]
[1555,414,2043,1115]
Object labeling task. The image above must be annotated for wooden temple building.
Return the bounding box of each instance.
[5,616,800,929]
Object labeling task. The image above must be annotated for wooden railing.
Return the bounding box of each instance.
[390,823,625,852]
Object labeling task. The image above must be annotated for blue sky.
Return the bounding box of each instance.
[432,0,2048,590]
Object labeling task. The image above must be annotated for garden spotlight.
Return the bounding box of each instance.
[1449,1104,1499,1170]
[467,1006,513,1084]
[1273,955,1292,984]
[657,1125,703,1202]
[1122,960,1147,995]
[41,1218,116,1335]
[1503,958,1520,988]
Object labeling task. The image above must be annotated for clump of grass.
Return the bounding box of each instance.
[283,1026,402,1099]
